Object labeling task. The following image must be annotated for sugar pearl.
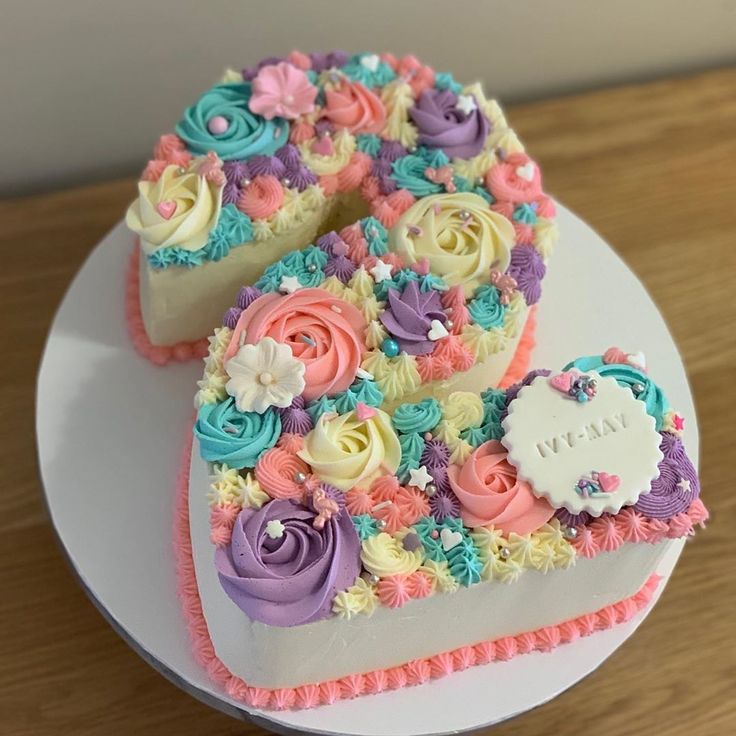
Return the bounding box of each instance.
[499,547,511,560]
[293,471,307,484]
[207,115,229,135]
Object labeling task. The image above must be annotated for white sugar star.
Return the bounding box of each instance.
[676,478,691,494]
[409,465,434,492]
[369,259,393,283]
[456,94,477,115]
[279,275,302,294]
[265,520,285,539]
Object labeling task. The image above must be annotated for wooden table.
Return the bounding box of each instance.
[2,68,734,736]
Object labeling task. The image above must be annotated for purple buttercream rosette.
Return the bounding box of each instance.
[379,280,447,356]
[409,88,489,159]
[216,499,361,626]
[634,435,699,519]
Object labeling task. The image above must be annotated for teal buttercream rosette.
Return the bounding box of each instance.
[468,283,507,330]
[305,395,337,423]
[356,133,382,156]
[392,398,442,434]
[412,517,482,586]
[176,83,288,160]
[195,397,281,469]
[563,354,670,430]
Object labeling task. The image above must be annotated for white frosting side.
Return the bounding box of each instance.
[189,447,676,690]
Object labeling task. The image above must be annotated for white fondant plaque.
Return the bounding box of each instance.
[501,373,663,516]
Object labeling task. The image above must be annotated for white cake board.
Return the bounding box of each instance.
[36,204,698,735]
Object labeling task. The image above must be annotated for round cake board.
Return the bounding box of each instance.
[36,204,698,735]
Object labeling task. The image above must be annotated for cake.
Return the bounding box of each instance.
[177,225,708,708]
[124,50,558,370]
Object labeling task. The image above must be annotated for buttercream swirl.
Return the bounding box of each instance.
[563,355,669,429]
[176,83,288,160]
[321,79,387,134]
[195,397,281,469]
[380,280,447,355]
[360,532,423,578]
[215,499,361,626]
[634,436,699,519]
[126,162,223,254]
[298,408,401,491]
[225,288,365,401]
[410,89,489,159]
[468,283,507,329]
[448,440,554,535]
[392,398,442,434]
[391,193,515,297]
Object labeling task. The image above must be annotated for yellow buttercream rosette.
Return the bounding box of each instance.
[390,192,515,298]
[298,407,401,491]
[126,161,223,254]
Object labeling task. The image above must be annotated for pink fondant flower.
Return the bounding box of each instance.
[447,440,554,535]
[249,62,318,121]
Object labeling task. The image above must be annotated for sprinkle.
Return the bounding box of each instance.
[372,500,393,513]
[238,330,247,346]
[330,304,342,314]
[265,520,285,539]
[356,367,374,381]
[300,333,316,347]
[407,224,423,237]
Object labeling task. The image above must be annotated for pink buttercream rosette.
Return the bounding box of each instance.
[448,440,554,535]
[224,288,366,401]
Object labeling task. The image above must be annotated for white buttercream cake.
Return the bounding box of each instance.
[124,50,558,378]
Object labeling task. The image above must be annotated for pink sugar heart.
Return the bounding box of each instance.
[549,371,575,394]
[156,200,176,220]
[597,472,620,493]
[311,135,334,156]
[355,402,376,421]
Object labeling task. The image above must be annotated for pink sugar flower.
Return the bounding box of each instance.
[249,62,318,121]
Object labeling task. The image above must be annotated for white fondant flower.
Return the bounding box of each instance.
[224,337,305,414]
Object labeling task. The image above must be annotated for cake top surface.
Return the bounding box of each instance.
[125,50,557,271]
[195,320,705,627]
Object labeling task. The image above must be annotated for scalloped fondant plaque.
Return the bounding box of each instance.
[501,373,663,516]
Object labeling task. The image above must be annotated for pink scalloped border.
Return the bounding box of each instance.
[174,421,663,712]
[125,242,209,366]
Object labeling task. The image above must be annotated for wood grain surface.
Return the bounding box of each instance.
[1,68,735,736]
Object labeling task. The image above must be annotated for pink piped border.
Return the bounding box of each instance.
[125,242,209,366]
[498,304,537,389]
[174,421,662,712]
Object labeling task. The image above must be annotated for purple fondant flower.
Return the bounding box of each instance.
[410,89,489,159]
[506,245,546,305]
[216,499,361,626]
[634,437,699,519]
[380,280,447,356]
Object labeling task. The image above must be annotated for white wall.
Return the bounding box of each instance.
[2,0,734,196]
